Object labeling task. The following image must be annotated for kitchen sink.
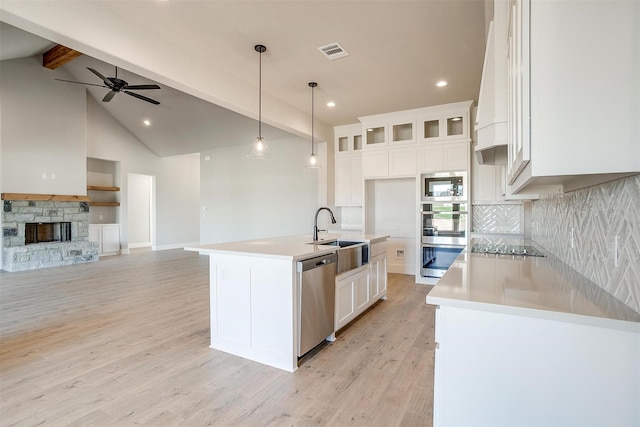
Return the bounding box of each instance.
[321,240,362,248]
[307,240,369,273]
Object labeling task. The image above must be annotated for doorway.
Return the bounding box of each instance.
[128,173,155,249]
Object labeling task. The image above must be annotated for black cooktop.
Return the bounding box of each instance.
[471,243,545,257]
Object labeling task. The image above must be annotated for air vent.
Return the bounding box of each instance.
[318,42,349,60]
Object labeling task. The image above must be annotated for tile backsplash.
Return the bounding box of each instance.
[532,175,640,314]
[472,204,523,235]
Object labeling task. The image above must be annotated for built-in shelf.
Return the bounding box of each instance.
[87,186,120,192]
[88,201,120,207]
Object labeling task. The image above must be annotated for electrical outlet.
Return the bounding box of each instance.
[99,214,104,220]
[396,249,405,259]
[41,172,48,179]
[50,173,56,180]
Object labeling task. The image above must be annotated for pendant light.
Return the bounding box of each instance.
[305,82,319,169]
[248,44,271,157]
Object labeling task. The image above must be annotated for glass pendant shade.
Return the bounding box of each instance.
[306,153,318,169]
[248,44,271,158]
[248,136,270,157]
[305,82,319,169]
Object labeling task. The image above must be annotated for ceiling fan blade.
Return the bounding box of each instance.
[124,90,160,105]
[123,84,161,90]
[102,91,117,102]
[87,67,113,87]
[55,78,108,88]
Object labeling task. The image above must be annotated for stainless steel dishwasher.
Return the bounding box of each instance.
[297,252,337,358]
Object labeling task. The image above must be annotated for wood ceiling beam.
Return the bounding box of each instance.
[42,44,82,70]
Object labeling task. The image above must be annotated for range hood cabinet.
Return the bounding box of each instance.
[475,17,508,166]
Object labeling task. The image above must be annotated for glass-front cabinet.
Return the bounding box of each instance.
[364,125,387,148]
[391,119,416,145]
[418,110,469,143]
[334,123,363,155]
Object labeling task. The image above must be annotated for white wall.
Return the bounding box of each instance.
[0,57,87,195]
[200,138,320,243]
[365,178,417,275]
[0,54,200,253]
[86,97,200,250]
[127,173,152,247]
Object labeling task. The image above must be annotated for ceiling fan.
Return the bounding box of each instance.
[56,66,161,105]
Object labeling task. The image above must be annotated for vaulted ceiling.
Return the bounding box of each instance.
[0,1,488,157]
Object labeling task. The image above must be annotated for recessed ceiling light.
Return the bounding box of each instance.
[436,80,448,87]
[327,101,336,107]
[143,119,151,126]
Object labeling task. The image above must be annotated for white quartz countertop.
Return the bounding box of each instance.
[185,233,389,261]
[426,246,640,332]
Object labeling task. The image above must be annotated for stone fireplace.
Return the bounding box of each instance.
[2,195,99,272]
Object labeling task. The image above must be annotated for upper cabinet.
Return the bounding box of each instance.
[357,101,473,178]
[506,0,640,194]
[475,3,509,165]
[334,124,363,206]
[418,109,470,143]
[335,123,363,155]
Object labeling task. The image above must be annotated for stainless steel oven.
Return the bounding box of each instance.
[421,171,467,201]
[421,201,468,246]
[421,244,464,278]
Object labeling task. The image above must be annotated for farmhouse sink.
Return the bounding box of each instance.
[307,240,369,273]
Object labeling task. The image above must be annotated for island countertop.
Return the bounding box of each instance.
[426,246,640,332]
[185,233,389,261]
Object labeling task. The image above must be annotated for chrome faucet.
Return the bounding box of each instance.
[313,207,337,241]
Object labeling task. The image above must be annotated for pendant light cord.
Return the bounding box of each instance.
[309,82,318,157]
[258,48,262,139]
[311,84,315,156]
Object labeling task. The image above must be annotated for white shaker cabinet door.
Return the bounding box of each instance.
[101,224,120,255]
[363,150,389,178]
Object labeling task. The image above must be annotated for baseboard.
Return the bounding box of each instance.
[152,241,201,251]
[129,242,151,249]
[387,264,416,275]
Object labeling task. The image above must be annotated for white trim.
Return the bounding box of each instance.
[152,241,201,251]
[129,242,151,249]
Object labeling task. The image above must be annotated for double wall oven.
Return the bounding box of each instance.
[420,172,468,279]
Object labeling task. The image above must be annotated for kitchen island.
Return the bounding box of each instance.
[426,246,640,427]
[186,233,389,372]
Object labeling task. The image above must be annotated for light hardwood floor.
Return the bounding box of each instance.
[0,249,436,426]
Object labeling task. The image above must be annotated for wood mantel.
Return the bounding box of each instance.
[1,193,91,202]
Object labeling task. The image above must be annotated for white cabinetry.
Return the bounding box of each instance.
[335,252,388,332]
[335,155,363,206]
[418,109,470,143]
[432,305,640,426]
[334,124,363,206]
[363,148,416,178]
[209,253,295,372]
[418,141,469,173]
[335,266,369,331]
[506,0,640,193]
[362,150,389,178]
[89,224,120,256]
[335,123,363,154]
[475,1,509,165]
[368,253,387,301]
[358,102,472,178]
